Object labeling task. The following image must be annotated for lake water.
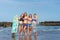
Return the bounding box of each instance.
[0,26,60,40]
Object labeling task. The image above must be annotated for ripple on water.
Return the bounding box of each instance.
[0,26,60,40]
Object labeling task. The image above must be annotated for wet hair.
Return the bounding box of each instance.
[33,13,37,18]
[34,13,37,15]
[24,12,27,16]
[22,13,25,18]
[29,14,32,18]
[20,13,24,18]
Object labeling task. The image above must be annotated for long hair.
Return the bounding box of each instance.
[29,14,32,18]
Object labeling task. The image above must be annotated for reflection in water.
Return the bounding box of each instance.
[28,35,32,40]
[12,33,16,40]
[12,32,37,40]
[34,32,37,40]
[24,34,27,40]
[19,36,23,40]
[18,34,22,40]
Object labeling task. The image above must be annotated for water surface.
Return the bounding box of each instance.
[0,26,60,40]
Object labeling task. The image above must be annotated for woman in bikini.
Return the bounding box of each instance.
[18,14,24,40]
[28,14,32,35]
[23,12,28,35]
[32,13,38,35]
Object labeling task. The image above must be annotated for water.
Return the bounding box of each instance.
[37,26,60,31]
[0,26,60,40]
[0,27,12,40]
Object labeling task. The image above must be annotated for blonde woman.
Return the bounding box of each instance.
[32,13,38,35]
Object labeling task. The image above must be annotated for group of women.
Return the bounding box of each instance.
[18,12,38,40]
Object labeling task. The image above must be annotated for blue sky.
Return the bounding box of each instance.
[0,0,60,22]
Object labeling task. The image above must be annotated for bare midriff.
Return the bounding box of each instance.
[28,18,32,24]
[23,17,28,24]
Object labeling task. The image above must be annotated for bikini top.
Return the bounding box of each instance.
[24,17,28,20]
[28,19,32,22]
[32,18,37,21]
[19,18,24,22]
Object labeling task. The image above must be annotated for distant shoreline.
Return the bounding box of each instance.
[0,21,60,27]
[39,21,60,26]
[0,22,12,27]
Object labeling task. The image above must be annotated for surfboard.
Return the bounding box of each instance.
[11,15,18,33]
